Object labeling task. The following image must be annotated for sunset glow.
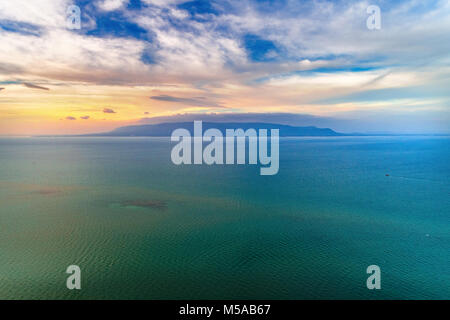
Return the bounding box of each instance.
[1,0,449,135]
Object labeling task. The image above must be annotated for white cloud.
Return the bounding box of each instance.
[0,0,71,28]
[96,0,129,11]
[0,0,448,123]
[0,28,149,84]
[2,0,449,87]
[216,0,450,66]
[141,0,188,7]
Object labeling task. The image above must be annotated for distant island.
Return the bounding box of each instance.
[82,122,344,137]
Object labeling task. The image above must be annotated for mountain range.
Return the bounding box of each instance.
[83,122,344,137]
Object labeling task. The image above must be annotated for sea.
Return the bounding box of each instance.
[0,136,449,299]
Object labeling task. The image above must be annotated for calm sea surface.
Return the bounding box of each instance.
[0,136,449,299]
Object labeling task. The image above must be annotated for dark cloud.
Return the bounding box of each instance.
[144,112,149,115]
[0,88,4,92]
[80,116,90,120]
[66,116,76,120]
[139,112,341,127]
[0,63,24,75]
[23,82,50,91]
[150,95,224,108]
[103,108,116,114]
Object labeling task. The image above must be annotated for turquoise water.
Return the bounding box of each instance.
[0,136,449,299]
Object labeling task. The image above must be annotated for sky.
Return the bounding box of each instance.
[0,0,449,135]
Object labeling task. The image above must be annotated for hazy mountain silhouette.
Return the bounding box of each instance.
[84,122,344,137]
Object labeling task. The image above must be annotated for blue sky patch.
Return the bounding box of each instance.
[178,0,221,15]
[243,34,279,62]
[0,20,42,36]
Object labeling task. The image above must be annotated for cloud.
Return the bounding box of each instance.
[0,0,69,28]
[139,112,340,127]
[141,0,190,7]
[80,116,90,120]
[103,108,116,113]
[0,88,4,91]
[0,0,449,135]
[0,28,149,85]
[0,62,24,75]
[1,0,447,90]
[96,0,129,12]
[150,95,224,108]
[1,0,449,86]
[23,83,50,90]
[65,116,76,120]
